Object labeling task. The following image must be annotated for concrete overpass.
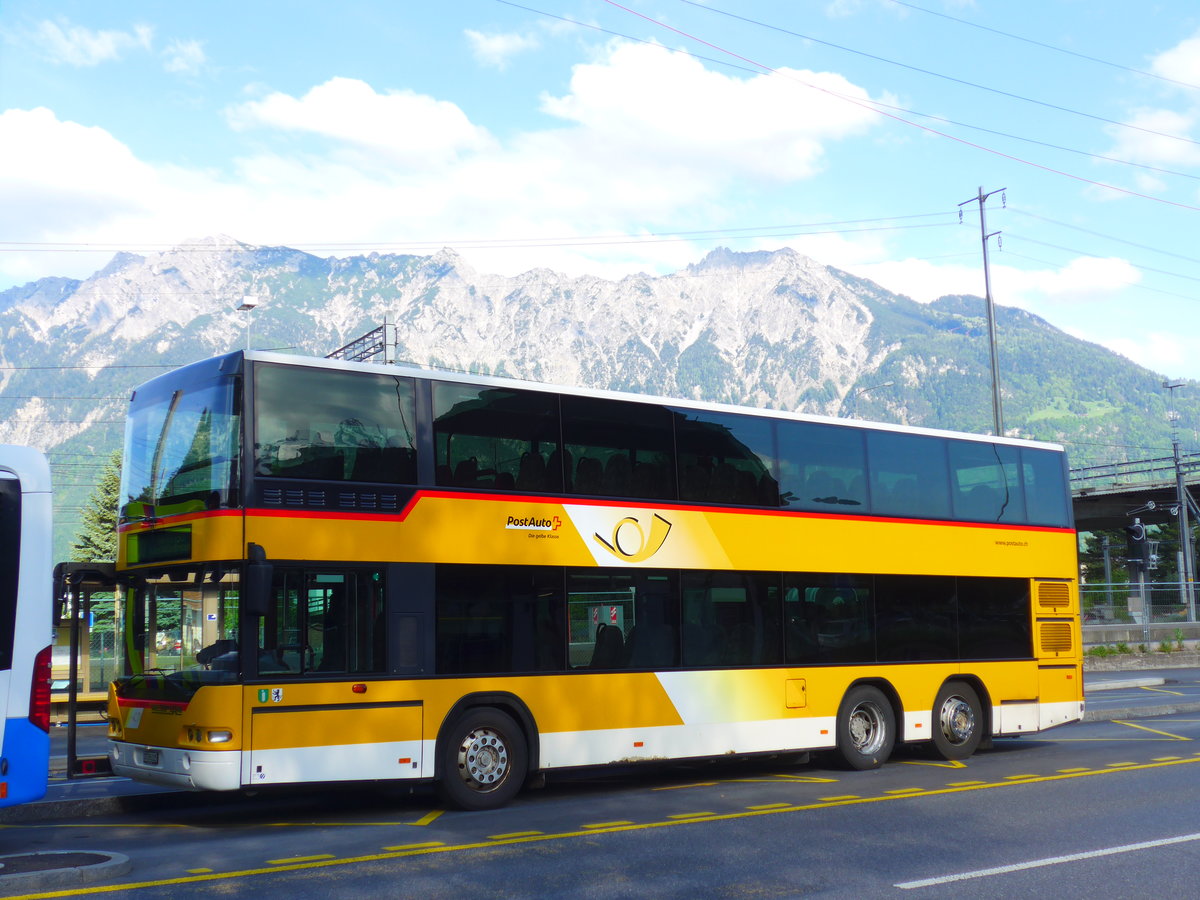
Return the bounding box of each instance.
[1071,453,1200,532]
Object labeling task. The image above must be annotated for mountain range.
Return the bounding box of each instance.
[1,237,1195,557]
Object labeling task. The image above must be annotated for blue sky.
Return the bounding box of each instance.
[3,0,1200,380]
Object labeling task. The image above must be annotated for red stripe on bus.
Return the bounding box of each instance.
[120,490,1074,535]
[118,697,189,710]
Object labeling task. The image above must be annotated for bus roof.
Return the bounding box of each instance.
[151,350,1066,454]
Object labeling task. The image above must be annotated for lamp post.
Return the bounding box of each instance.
[238,296,258,352]
[1164,380,1196,619]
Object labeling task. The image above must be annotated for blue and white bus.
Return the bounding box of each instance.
[0,445,52,807]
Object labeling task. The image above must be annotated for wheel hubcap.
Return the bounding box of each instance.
[848,702,886,755]
[939,696,975,745]
[457,727,509,791]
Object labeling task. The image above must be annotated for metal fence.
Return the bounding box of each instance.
[1081,582,1196,625]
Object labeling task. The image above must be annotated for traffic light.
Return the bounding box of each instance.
[1125,519,1151,573]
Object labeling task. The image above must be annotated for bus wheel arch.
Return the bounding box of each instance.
[930,679,986,761]
[435,693,539,810]
[833,681,898,770]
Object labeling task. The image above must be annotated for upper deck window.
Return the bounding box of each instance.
[561,395,676,500]
[121,372,240,520]
[433,383,563,492]
[776,421,868,513]
[254,364,417,484]
[674,408,778,506]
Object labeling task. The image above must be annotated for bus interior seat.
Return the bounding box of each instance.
[575,457,604,494]
[589,624,625,669]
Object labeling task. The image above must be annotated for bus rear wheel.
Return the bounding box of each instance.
[931,681,983,761]
[834,685,895,770]
[437,708,528,811]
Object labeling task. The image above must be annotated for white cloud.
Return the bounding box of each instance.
[465,28,539,69]
[848,258,983,302]
[0,41,885,286]
[32,19,152,66]
[163,39,206,75]
[540,41,884,181]
[1106,107,1200,168]
[1152,31,1200,86]
[1104,332,1187,375]
[225,77,494,167]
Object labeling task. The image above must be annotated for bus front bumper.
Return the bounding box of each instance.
[110,740,241,791]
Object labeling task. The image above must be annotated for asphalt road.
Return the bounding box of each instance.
[5,667,1200,898]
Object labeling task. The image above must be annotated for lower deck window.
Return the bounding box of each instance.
[431,566,1034,675]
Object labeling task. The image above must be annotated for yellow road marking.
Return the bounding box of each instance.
[1139,686,1185,696]
[1056,768,1090,773]
[747,803,791,810]
[582,821,634,829]
[818,795,861,802]
[1112,720,1191,741]
[885,788,923,795]
[381,842,444,851]
[653,782,718,791]
[488,831,544,840]
[407,810,445,827]
[902,759,967,769]
[266,854,335,865]
[10,757,1200,900]
[946,780,986,787]
[185,869,212,874]
[1004,774,1038,780]
[1153,756,1183,762]
[668,812,716,819]
[1107,761,1138,767]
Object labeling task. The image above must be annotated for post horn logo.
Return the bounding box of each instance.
[593,513,672,562]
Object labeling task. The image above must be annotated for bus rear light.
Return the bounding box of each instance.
[30,645,52,732]
[207,730,233,744]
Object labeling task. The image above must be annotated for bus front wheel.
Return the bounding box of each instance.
[931,681,983,761]
[437,708,528,811]
[834,685,895,770]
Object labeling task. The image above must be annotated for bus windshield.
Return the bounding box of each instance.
[121,369,240,521]
[114,569,242,703]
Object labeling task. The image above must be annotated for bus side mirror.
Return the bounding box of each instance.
[244,543,273,617]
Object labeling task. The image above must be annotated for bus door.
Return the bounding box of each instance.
[248,567,423,785]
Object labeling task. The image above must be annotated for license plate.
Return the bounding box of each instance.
[142,749,160,766]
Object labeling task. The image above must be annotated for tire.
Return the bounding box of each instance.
[931,681,983,761]
[437,708,528,811]
[834,685,895,770]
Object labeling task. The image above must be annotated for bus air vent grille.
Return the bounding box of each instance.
[263,488,283,505]
[1037,583,1070,610]
[338,492,400,511]
[1039,622,1073,653]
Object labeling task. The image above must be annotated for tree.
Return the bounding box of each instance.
[70,450,121,563]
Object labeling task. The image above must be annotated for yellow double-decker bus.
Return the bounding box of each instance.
[107,350,1082,809]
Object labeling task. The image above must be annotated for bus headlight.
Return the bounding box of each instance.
[207,730,233,744]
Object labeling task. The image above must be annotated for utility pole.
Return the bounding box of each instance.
[959,187,1005,436]
[1164,380,1196,619]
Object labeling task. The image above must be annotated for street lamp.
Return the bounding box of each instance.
[238,296,258,352]
[1163,380,1196,618]
[851,381,895,420]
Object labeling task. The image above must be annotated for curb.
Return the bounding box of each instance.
[0,851,131,892]
[0,783,241,825]
[1084,698,1200,722]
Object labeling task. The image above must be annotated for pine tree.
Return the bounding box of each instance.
[70,451,121,563]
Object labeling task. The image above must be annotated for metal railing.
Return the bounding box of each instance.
[1081,582,1195,625]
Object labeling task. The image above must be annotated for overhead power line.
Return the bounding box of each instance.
[884,0,1200,92]
[498,0,1200,189]
[596,0,1200,213]
[674,0,1200,149]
